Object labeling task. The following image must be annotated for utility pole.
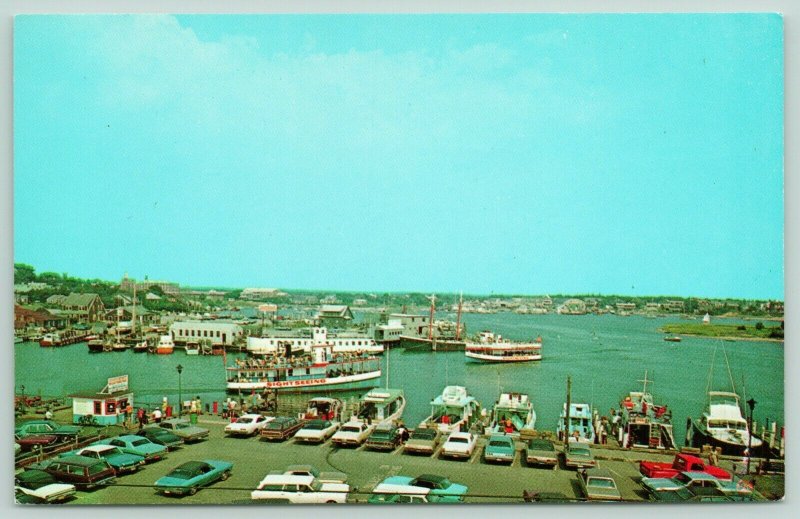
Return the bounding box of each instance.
[565,376,572,442]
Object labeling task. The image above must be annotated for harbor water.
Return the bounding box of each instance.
[14,313,784,445]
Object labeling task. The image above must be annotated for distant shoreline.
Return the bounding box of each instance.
[670,333,784,344]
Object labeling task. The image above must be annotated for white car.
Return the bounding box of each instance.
[224,414,274,437]
[441,431,478,459]
[250,474,350,503]
[294,419,340,443]
[15,469,77,503]
[330,421,374,447]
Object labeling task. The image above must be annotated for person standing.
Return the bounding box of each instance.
[153,408,162,424]
[137,407,145,430]
[44,409,53,420]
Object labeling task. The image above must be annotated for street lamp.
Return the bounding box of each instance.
[746,398,757,475]
[176,364,184,418]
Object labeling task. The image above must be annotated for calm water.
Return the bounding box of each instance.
[15,313,784,444]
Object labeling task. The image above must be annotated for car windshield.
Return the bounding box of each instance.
[529,440,554,451]
[341,426,361,434]
[448,437,468,444]
[589,478,616,489]
[237,417,254,424]
[132,439,150,447]
[304,421,328,430]
[411,430,436,440]
[489,440,511,447]
[570,447,590,456]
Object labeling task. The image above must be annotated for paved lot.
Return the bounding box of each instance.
[58,418,662,505]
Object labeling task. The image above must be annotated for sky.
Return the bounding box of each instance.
[13,14,784,299]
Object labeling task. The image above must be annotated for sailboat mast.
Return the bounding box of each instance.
[427,294,436,341]
[455,292,463,341]
[132,284,137,336]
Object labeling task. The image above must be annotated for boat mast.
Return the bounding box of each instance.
[427,294,436,341]
[639,370,650,395]
[132,284,137,337]
[455,292,463,341]
[564,375,572,441]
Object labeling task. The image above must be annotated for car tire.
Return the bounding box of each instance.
[220,471,230,481]
[326,500,337,504]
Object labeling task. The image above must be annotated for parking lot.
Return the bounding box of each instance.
[56,417,666,505]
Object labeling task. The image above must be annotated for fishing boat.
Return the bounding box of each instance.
[399,294,467,351]
[185,341,200,355]
[299,397,344,422]
[485,392,536,437]
[619,372,676,450]
[556,403,596,444]
[245,327,384,355]
[226,345,381,393]
[350,388,406,426]
[418,386,482,434]
[132,340,149,353]
[687,345,764,456]
[464,331,542,362]
[111,341,130,352]
[156,335,175,355]
[663,336,682,342]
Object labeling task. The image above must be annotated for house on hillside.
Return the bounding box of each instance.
[60,293,106,322]
[14,305,68,330]
[316,305,354,328]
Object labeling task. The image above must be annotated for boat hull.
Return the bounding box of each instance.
[399,336,466,351]
[689,420,765,456]
[227,371,381,393]
[156,347,174,355]
[465,351,541,362]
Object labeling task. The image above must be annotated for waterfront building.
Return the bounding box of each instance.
[46,294,67,306]
[59,293,106,322]
[373,319,404,343]
[14,304,69,330]
[69,375,133,426]
[317,305,354,328]
[389,313,431,338]
[663,300,685,312]
[240,287,283,300]
[616,302,636,313]
[170,321,244,345]
[103,305,158,327]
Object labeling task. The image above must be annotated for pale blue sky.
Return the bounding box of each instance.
[14,14,784,299]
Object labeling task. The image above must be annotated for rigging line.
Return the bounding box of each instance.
[723,342,737,395]
[705,342,717,398]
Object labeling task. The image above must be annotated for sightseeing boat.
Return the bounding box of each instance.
[156,335,175,355]
[226,345,382,393]
[556,403,596,444]
[464,331,542,362]
[245,327,384,356]
[418,386,482,434]
[39,330,92,347]
[619,372,676,450]
[485,392,536,437]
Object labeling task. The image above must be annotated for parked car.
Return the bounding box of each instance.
[331,421,374,447]
[524,438,559,468]
[365,425,403,451]
[158,418,209,443]
[15,433,60,452]
[402,428,441,455]
[260,416,306,441]
[484,434,516,464]
[522,490,573,503]
[641,471,754,498]
[294,420,340,443]
[15,420,81,443]
[440,431,478,459]
[93,435,168,462]
[564,442,596,469]
[640,453,732,480]
[277,465,348,484]
[652,486,759,502]
[26,455,116,490]
[224,414,274,437]
[136,427,184,450]
[15,469,77,503]
[154,460,233,496]
[250,474,350,503]
[578,468,622,501]
[66,445,145,474]
[370,474,467,503]
[368,492,431,503]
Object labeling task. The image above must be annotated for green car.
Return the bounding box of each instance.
[154,460,233,496]
[484,435,516,464]
[92,435,168,462]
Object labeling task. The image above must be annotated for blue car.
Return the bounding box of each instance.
[92,435,168,462]
[484,435,516,464]
[155,460,233,496]
[67,445,145,474]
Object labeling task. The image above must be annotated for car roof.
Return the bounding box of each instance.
[528,438,554,447]
[80,445,116,453]
[16,470,54,482]
[488,435,514,442]
[447,431,472,439]
[585,468,614,478]
[176,461,211,471]
[260,474,315,485]
[53,455,108,467]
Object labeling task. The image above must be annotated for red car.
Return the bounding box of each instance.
[15,433,60,452]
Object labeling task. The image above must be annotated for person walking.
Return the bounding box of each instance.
[153,408,162,424]
[137,407,145,430]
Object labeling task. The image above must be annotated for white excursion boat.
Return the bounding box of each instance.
[226,345,381,393]
[485,392,536,437]
[464,331,542,362]
[245,327,384,355]
[418,386,482,434]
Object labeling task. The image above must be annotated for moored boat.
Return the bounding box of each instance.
[464,331,542,362]
[87,338,106,353]
[245,327,383,355]
[556,403,596,444]
[132,340,149,353]
[226,345,381,393]
[156,335,175,355]
[185,341,200,355]
[485,392,536,437]
[39,329,92,347]
[663,336,682,342]
[299,397,343,422]
[418,386,482,434]
[688,391,763,456]
[350,388,406,427]
[619,372,676,450]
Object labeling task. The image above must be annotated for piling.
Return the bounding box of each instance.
[770,421,777,449]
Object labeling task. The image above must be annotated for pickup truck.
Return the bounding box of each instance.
[639,453,731,480]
